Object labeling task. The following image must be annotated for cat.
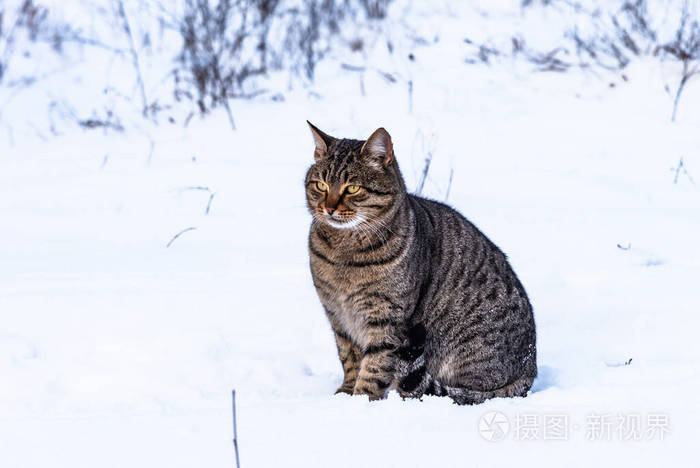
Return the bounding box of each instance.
[304,121,536,404]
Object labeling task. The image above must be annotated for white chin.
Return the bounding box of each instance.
[326,217,362,230]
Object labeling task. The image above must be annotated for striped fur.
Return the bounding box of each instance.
[305,122,537,404]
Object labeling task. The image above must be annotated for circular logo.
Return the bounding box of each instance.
[478,411,510,442]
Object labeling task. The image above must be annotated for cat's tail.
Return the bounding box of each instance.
[398,355,536,405]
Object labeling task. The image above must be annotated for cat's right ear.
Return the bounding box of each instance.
[307,121,334,162]
[361,127,394,169]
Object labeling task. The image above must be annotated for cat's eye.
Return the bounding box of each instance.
[316,181,328,192]
[346,185,360,194]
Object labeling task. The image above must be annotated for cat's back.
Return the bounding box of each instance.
[407,194,496,259]
[408,193,536,387]
[408,193,529,307]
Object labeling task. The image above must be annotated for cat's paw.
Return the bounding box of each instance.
[335,385,354,395]
[352,387,385,401]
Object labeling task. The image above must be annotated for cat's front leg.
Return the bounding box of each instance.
[353,320,402,400]
[334,329,360,394]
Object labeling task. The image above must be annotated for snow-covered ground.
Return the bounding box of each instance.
[2,1,699,467]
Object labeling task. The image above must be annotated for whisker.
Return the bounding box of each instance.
[356,213,388,246]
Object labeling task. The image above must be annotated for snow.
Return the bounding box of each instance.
[1,1,699,467]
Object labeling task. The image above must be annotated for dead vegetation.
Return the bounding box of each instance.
[466,0,700,120]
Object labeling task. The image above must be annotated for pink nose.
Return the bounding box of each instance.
[325,206,336,215]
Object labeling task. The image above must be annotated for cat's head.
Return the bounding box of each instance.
[304,121,405,230]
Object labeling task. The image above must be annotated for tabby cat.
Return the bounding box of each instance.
[304,122,536,404]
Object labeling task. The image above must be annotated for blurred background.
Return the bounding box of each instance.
[1,1,699,467]
[1,0,699,134]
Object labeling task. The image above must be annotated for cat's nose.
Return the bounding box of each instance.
[325,206,336,215]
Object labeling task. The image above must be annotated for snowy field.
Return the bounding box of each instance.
[1,1,699,467]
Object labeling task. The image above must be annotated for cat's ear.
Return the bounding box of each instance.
[307,121,334,162]
[361,127,394,168]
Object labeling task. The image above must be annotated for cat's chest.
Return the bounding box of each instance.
[333,295,370,347]
[312,266,372,346]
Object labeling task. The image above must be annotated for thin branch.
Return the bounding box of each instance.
[166,227,196,248]
[194,0,237,130]
[415,152,432,195]
[180,186,216,214]
[115,0,148,116]
[0,7,25,85]
[605,358,633,367]
[59,33,127,54]
[672,157,695,185]
[671,61,698,122]
[221,99,236,130]
[205,192,216,215]
[232,389,241,468]
[341,63,366,72]
[444,168,454,202]
[179,186,217,214]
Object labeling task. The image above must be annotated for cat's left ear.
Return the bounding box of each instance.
[361,127,394,168]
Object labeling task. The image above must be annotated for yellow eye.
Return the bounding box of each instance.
[346,185,360,194]
[316,181,328,192]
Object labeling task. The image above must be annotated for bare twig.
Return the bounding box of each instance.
[444,167,454,202]
[0,7,24,84]
[115,0,148,116]
[78,112,124,132]
[415,152,432,195]
[205,192,216,215]
[166,227,196,248]
[654,1,700,122]
[180,186,216,214]
[340,63,366,72]
[671,61,699,122]
[59,32,126,54]
[232,389,241,468]
[605,358,633,367]
[341,63,398,81]
[672,157,695,185]
[221,98,236,130]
